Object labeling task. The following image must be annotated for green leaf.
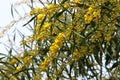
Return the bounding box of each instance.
[11,4,14,18]
[23,15,36,26]
[73,31,85,38]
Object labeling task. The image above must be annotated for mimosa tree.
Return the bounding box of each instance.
[0,0,120,80]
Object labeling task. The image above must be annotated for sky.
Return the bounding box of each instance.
[0,0,44,54]
[0,0,31,54]
[0,0,13,54]
[0,0,12,27]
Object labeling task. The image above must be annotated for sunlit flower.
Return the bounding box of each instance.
[16,65,22,72]
[42,22,51,31]
[23,56,31,67]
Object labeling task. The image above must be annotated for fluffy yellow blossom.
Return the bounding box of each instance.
[54,38,63,46]
[84,16,92,24]
[49,33,65,58]
[36,7,41,13]
[63,3,69,8]
[56,33,64,40]
[42,22,51,31]
[74,0,81,3]
[34,25,40,32]
[23,56,31,67]
[20,40,26,45]
[9,58,17,65]
[16,65,22,72]
[36,34,43,40]
[47,4,54,10]
[88,7,93,12]
[38,58,50,71]
[93,11,97,17]
[29,7,41,15]
[10,76,17,80]
[29,9,34,15]
[84,6,101,24]
[37,14,44,19]
[91,31,102,42]
[38,33,65,71]
[37,13,44,24]
[49,43,60,55]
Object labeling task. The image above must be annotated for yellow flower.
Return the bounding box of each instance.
[36,7,41,13]
[23,56,31,67]
[56,33,64,40]
[54,39,63,46]
[50,43,59,54]
[93,11,97,17]
[85,16,93,24]
[35,25,40,32]
[47,4,54,10]
[9,58,17,65]
[29,9,34,15]
[74,0,81,3]
[36,34,43,40]
[37,14,44,24]
[37,13,44,20]
[10,76,17,80]
[16,65,22,72]
[20,40,26,45]
[63,3,69,8]
[39,58,50,71]
[42,22,51,31]
[88,7,93,11]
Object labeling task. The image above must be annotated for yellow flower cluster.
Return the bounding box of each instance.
[10,76,17,80]
[49,33,65,57]
[74,0,81,3]
[37,13,44,24]
[47,4,55,10]
[46,4,61,13]
[91,31,102,42]
[20,36,33,46]
[84,6,101,24]
[38,33,65,71]
[38,57,50,71]
[15,65,22,72]
[9,58,17,65]
[35,22,51,40]
[42,22,51,31]
[23,56,31,67]
[30,7,41,15]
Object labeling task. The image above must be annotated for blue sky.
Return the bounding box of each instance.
[0,0,13,53]
[0,0,13,27]
[0,0,31,54]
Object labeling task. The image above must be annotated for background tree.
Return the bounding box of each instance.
[0,0,120,80]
